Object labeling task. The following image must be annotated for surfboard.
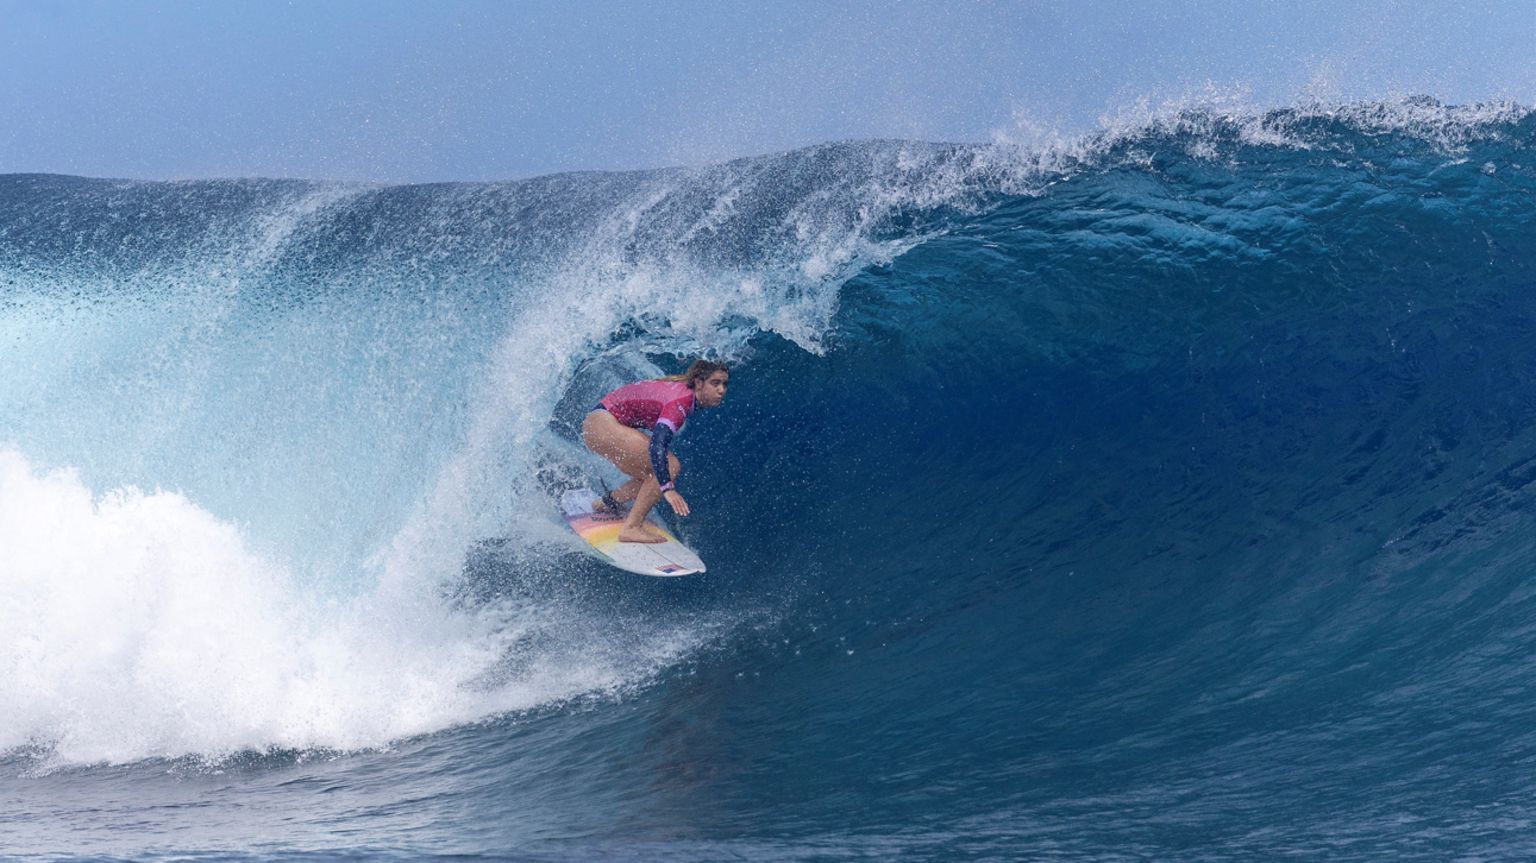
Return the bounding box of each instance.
[559,488,706,577]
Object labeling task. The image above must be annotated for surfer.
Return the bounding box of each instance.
[582,360,729,543]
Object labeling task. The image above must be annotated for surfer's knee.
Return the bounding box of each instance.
[668,453,681,478]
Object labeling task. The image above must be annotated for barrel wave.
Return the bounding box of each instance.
[4,99,1536,861]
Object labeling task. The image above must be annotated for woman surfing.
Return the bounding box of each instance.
[582,360,729,543]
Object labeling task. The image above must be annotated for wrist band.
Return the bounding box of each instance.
[659,481,675,493]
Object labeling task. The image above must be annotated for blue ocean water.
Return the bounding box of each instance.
[3,99,1536,861]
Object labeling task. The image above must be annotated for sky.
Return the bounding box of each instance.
[1,0,1533,183]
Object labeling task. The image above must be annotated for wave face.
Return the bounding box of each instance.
[4,100,1536,860]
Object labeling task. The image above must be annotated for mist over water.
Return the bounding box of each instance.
[5,99,1536,859]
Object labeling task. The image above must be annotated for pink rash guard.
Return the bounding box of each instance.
[599,379,695,434]
[597,379,695,491]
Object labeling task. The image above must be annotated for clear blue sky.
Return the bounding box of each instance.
[2,0,1532,182]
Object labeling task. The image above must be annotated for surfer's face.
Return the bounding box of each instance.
[694,371,729,407]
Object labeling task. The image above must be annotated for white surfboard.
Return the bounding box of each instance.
[559,488,706,577]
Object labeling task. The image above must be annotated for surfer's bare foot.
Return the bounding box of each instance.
[619,525,666,543]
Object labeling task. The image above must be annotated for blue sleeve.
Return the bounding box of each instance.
[649,423,675,487]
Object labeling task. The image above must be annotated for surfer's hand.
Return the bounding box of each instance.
[663,489,689,516]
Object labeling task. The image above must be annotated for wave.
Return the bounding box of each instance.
[3,97,1536,803]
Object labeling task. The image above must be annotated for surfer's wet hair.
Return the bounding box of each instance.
[660,359,729,387]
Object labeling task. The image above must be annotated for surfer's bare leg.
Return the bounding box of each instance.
[581,410,678,542]
[607,449,676,506]
[588,477,641,513]
[621,454,680,542]
[608,477,642,505]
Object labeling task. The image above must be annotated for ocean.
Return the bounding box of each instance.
[4,99,1536,860]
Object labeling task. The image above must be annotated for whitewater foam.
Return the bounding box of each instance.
[0,449,699,765]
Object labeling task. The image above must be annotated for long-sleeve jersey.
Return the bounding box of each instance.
[598,379,695,489]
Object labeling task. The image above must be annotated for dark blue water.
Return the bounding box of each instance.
[5,99,1536,860]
